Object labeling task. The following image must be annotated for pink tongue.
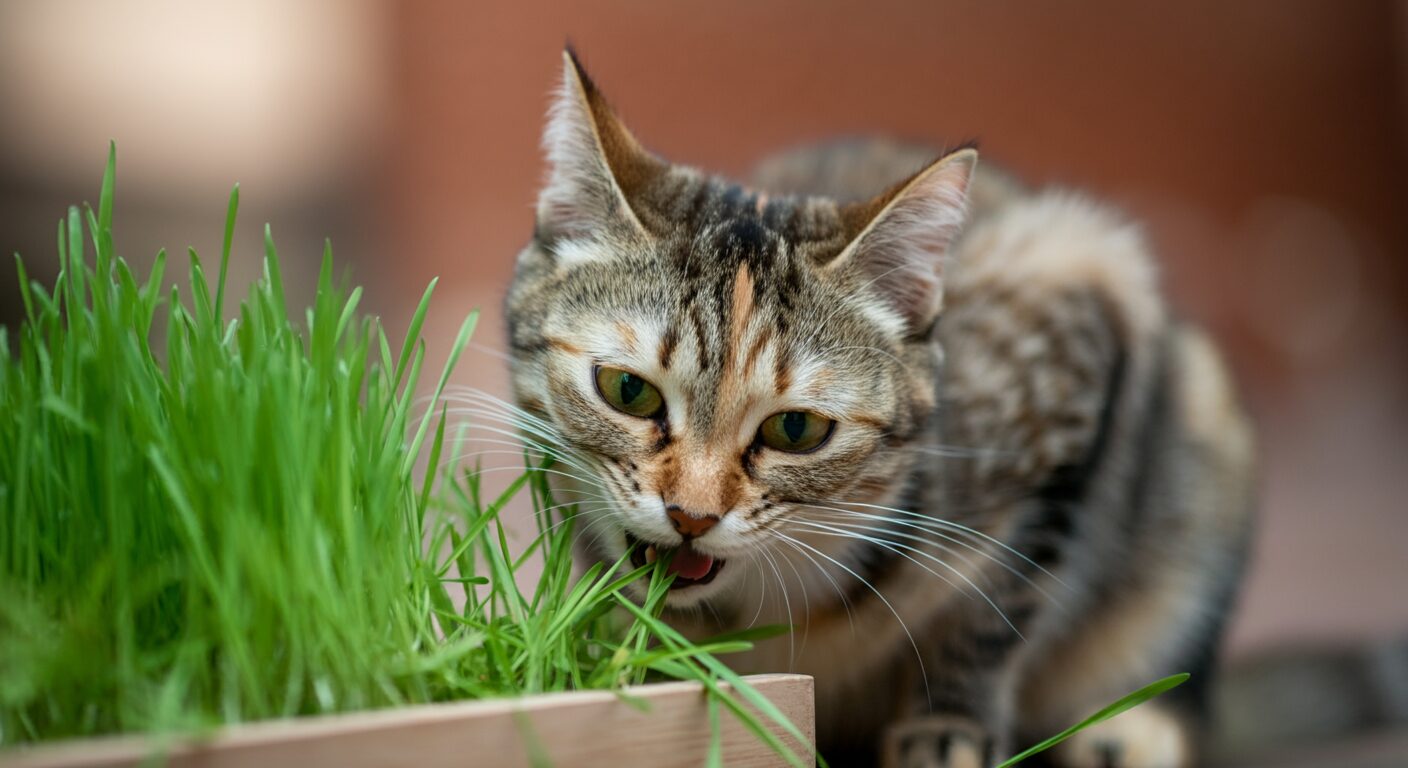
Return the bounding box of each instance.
[667,545,715,581]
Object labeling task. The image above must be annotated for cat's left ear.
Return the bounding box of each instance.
[535,49,665,243]
[829,148,976,334]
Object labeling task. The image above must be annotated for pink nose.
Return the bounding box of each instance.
[666,505,720,538]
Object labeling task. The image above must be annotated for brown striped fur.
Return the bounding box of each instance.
[504,52,1254,767]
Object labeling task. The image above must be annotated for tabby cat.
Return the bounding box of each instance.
[504,51,1254,767]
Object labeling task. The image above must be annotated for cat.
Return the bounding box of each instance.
[504,50,1254,768]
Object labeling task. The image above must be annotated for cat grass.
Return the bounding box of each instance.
[0,146,1182,767]
[0,145,808,764]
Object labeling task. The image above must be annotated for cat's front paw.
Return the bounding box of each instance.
[882,716,996,768]
[1050,704,1191,768]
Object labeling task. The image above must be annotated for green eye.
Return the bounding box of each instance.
[758,411,834,453]
[594,366,665,418]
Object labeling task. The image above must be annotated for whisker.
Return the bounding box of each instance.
[766,537,814,661]
[744,554,769,631]
[443,402,566,445]
[462,340,514,363]
[786,517,1023,639]
[769,533,853,644]
[772,531,931,705]
[798,507,993,586]
[443,425,600,480]
[800,503,1065,607]
[757,546,795,669]
[439,389,574,445]
[533,500,613,538]
[442,409,598,473]
[447,464,615,499]
[567,510,621,566]
[822,498,1067,587]
[443,387,559,434]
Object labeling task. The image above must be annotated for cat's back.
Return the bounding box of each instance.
[750,137,1027,223]
[752,136,1252,431]
[753,136,1255,556]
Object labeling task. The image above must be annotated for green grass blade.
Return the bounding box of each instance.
[215,183,239,320]
[705,693,723,768]
[98,142,115,234]
[404,310,476,474]
[994,674,1189,768]
[261,223,286,318]
[14,254,36,325]
[391,278,437,395]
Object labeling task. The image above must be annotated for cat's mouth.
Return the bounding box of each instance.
[625,532,725,589]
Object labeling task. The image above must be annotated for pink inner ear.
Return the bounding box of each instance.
[536,68,618,239]
[839,150,975,330]
[535,54,653,242]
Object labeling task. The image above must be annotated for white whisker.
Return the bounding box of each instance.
[769,533,853,644]
[786,517,1023,639]
[801,502,1065,607]
[772,531,931,705]
[757,546,795,669]
[822,498,1067,587]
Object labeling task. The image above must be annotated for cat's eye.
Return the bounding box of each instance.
[594,366,665,419]
[758,411,834,453]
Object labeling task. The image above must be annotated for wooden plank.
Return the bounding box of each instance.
[0,674,814,768]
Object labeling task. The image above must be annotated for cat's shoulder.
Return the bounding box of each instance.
[751,140,1160,336]
[947,183,1165,347]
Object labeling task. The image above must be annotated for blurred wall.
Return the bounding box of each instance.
[0,0,389,319]
[2,1,1406,660]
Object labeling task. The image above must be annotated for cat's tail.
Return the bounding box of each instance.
[1209,635,1408,764]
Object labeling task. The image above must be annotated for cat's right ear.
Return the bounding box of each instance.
[828,148,976,335]
[535,49,663,244]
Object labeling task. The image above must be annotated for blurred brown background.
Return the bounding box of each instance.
[2,0,1406,686]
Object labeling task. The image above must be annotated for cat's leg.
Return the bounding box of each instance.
[883,714,998,768]
[1049,702,1193,768]
[1014,532,1224,768]
[881,675,1013,768]
[1016,327,1253,768]
[880,598,1034,768]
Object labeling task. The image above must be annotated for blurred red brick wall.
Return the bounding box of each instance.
[383,1,1406,382]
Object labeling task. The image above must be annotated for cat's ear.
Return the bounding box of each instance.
[829,148,976,334]
[536,49,664,242]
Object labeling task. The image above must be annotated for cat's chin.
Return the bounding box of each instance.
[655,569,738,610]
[659,582,727,609]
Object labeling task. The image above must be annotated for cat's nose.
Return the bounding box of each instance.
[665,505,720,539]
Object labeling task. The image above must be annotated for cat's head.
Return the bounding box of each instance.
[505,51,974,611]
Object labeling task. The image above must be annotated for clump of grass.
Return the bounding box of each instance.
[0,146,809,764]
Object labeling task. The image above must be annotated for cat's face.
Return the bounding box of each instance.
[505,52,974,611]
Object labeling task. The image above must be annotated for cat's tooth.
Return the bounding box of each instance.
[645,545,658,564]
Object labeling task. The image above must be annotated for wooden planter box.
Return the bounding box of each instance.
[1,674,814,768]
